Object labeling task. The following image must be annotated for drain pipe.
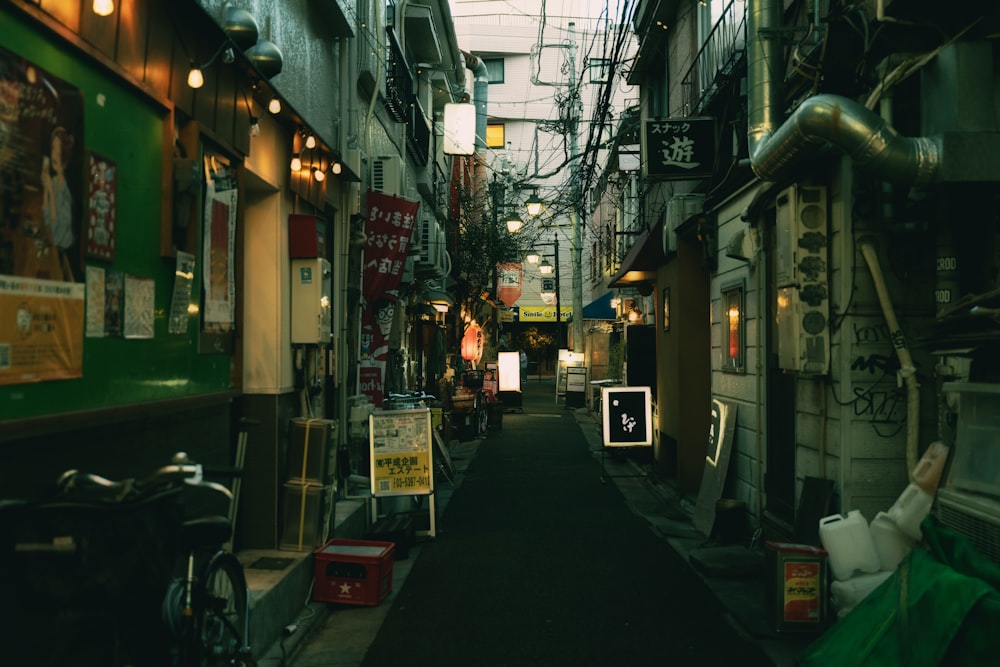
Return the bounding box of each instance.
[462,50,489,154]
[859,240,919,474]
[747,0,940,185]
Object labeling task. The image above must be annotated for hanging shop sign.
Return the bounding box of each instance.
[643,117,715,180]
[497,262,522,307]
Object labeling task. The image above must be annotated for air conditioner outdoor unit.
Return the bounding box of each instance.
[662,193,705,254]
[372,155,403,196]
[415,213,440,268]
[775,184,829,375]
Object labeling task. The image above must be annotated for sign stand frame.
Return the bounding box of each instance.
[368,407,437,538]
[599,386,654,484]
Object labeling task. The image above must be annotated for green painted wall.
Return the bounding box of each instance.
[1,7,233,422]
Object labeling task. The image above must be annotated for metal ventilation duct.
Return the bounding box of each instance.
[747,0,936,185]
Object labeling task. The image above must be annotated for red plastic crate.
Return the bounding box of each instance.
[313,538,395,606]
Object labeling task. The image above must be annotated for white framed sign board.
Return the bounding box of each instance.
[369,407,436,536]
[601,386,653,447]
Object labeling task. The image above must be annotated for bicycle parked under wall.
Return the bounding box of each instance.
[0,452,255,667]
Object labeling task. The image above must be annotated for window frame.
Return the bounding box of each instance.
[482,57,505,84]
[721,280,745,373]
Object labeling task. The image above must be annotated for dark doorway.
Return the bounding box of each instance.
[764,212,797,525]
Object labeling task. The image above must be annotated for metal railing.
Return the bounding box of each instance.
[680,0,747,115]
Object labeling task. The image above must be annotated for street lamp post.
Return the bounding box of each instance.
[526,238,561,349]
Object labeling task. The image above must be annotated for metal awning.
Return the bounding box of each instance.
[608,217,664,288]
[583,291,617,320]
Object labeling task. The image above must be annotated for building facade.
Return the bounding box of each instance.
[611,0,1000,556]
[452,0,638,365]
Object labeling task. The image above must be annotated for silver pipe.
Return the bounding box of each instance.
[462,50,489,152]
[747,0,940,185]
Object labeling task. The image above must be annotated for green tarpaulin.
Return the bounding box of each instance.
[798,517,1000,666]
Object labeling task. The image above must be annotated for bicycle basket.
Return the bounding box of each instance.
[2,489,183,612]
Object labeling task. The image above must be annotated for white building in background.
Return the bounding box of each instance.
[451,0,638,332]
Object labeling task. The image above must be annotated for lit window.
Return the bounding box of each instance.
[722,282,744,372]
[486,123,505,148]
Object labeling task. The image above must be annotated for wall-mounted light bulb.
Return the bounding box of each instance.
[331,162,342,175]
[290,153,302,171]
[305,134,317,149]
[313,168,325,182]
[187,66,205,89]
[93,0,114,16]
[268,97,281,114]
[248,117,260,138]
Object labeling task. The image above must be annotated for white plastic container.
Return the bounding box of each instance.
[818,510,881,581]
[869,511,915,571]
[887,483,934,541]
[830,570,894,613]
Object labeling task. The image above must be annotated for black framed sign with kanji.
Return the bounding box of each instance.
[601,386,653,447]
[644,117,715,180]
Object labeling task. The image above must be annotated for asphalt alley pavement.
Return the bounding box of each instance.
[281,379,781,667]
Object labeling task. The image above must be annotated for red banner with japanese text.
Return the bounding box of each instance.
[359,190,419,405]
[497,262,522,308]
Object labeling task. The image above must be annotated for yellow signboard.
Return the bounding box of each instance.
[369,408,434,496]
[0,276,85,385]
[518,305,572,322]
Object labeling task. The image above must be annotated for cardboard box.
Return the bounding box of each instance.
[279,481,334,552]
[313,538,395,606]
[288,418,337,484]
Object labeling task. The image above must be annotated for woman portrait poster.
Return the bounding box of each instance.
[0,47,84,283]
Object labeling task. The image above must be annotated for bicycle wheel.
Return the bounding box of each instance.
[196,552,255,666]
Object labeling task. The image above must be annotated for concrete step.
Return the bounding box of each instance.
[238,497,370,661]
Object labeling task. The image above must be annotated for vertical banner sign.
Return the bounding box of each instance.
[644,117,715,180]
[497,262,522,307]
[202,156,237,333]
[360,190,419,405]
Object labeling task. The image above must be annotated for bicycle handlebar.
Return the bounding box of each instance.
[52,453,241,505]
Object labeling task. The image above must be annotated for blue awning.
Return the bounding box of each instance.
[583,292,616,320]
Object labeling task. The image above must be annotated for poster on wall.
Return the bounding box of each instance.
[0,48,86,386]
[124,274,154,339]
[85,152,116,261]
[202,154,236,333]
[0,47,85,283]
[0,275,84,385]
[168,251,196,334]
[359,190,419,406]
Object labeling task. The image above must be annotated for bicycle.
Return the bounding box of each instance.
[1,452,255,666]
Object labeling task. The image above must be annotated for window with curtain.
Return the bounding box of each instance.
[483,57,505,83]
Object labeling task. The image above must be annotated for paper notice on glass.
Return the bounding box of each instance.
[85,265,106,337]
[169,251,196,334]
[124,274,155,339]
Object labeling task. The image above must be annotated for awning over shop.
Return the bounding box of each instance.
[583,291,617,320]
[608,217,664,288]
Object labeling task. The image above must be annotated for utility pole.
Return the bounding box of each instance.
[567,22,584,353]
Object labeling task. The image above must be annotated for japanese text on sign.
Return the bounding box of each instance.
[644,117,715,180]
[369,408,434,496]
